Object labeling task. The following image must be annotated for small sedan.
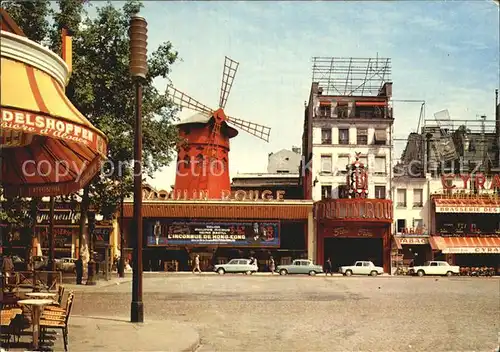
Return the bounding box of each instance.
[276,259,324,276]
[214,259,258,275]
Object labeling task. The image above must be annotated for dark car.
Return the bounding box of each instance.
[11,255,26,271]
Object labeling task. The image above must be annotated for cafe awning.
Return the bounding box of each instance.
[0,26,107,197]
[429,236,500,254]
[434,198,500,214]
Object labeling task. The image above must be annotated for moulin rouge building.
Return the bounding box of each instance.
[121,57,314,271]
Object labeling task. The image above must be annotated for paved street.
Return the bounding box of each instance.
[70,275,500,352]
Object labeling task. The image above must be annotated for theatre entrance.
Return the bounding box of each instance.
[324,237,384,272]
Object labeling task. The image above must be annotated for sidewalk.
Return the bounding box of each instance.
[67,315,200,352]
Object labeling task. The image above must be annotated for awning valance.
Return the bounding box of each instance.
[355,101,386,107]
[123,201,313,220]
[429,236,500,254]
[434,198,500,214]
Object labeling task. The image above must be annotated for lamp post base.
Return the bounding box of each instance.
[86,260,97,286]
[131,301,144,323]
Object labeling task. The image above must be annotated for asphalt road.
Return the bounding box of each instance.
[71,275,500,352]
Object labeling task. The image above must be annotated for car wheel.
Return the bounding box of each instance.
[217,268,225,275]
[279,269,288,276]
[370,271,378,277]
[309,271,316,276]
[245,270,252,275]
[345,270,352,277]
[417,270,425,277]
[446,271,453,277]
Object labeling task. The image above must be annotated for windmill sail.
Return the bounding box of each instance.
[166,85,213,115]
[219,56,239,109]
[226,115,271,142]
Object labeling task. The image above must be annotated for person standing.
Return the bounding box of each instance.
[269,256,275,274]
[192,254,201,274]
[2,253,14,287]
[75,257,83,284]
[325,257,333,276]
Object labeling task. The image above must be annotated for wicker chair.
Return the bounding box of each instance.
[40,292,74,351]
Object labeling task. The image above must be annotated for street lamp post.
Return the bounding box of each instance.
[129,13,148,323]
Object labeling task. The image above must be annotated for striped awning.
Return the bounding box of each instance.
[434,198,500,214]
[1,29,107,197]
[123,201,313,220]
[429,236,500,254]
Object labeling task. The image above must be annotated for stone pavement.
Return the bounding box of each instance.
[67,315,200,352]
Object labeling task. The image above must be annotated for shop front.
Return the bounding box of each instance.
[314,198,393,273]
[392,235,432,272]
[122,196,314,272]
[432,195,500,273]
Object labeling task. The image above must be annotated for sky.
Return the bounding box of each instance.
[91,1,499,190]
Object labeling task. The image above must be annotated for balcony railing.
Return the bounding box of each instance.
[413,202,423,208]
[396,202,407,207]
[321,138,332,144]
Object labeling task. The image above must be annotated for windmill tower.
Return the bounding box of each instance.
[167,56,271,199]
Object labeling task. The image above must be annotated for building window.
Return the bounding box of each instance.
[319,104,331,118]
[336,104,348,118]
[321,185,332,200]
[397,219,406,233]
[374,129,387,145]
[374,156,386,175]
[338,185,349,199]
[375,186,386,199]
[357,128,368,145]
[337,156,349,174]
[321,155,332,174]
[413,189,423,207]
[414,219,424,229]
[339,129,349,145]
[321,128,332,144]
[397,189,407,207]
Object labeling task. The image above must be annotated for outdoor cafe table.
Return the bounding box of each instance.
[25,292,57,300]
[17,299,54,350]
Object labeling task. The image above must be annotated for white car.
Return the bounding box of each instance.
[214,259,258,275]
[409,261,460,277]
[339,261,384,276]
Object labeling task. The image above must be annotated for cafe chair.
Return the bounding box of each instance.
[40,292,74,352]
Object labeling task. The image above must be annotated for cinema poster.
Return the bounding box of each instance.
[145,220,280,247]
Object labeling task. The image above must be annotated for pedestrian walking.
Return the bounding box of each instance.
[269,256,275,274]
[325,257,333,276]
[192,254,201,274]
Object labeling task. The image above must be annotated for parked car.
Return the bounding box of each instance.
[339,261,384,276]
[56,257,76,273]
[409,261,460,277]
[277,259,324,276]
[12,255,26,271]
[214,259,258,275]
[33,256,48,270]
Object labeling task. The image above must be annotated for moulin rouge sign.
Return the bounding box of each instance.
[143,189,286,202]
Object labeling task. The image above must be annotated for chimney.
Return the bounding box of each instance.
[61,27,72,78]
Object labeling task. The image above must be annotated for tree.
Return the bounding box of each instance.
[1,0,51,43]
[2,0,181,262]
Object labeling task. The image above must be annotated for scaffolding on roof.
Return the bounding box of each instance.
[311,56,391,96]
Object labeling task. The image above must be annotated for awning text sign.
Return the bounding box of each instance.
[436,206,500,214]
[1,108,106,155]
[442,247,500,254]
[399,238,429,245]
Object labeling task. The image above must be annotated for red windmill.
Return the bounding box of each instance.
[167,56,271,199]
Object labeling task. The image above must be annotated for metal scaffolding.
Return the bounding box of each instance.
[311,56,391,96]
